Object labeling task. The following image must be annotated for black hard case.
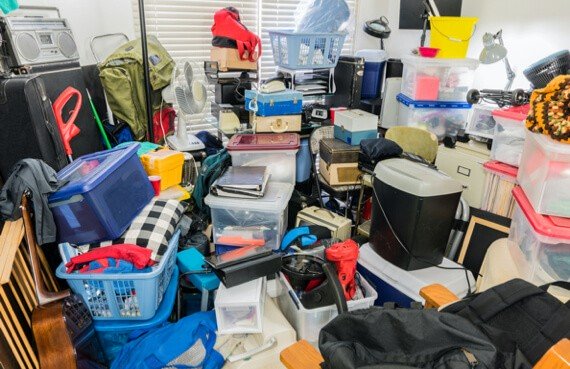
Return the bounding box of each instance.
[0,75,68,180]
[332,56,364,109]
[319,138,360,165]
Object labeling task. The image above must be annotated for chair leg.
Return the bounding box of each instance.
[311,153,325,208]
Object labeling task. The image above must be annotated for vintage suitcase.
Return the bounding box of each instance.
[295,206,352,241]
[251,114,302,133]
[245,89,303,116]
[332,56,364,109]
[319,158,362,186]
[0,75,68,180]
[334,109,378,146]
[319,138,360,165]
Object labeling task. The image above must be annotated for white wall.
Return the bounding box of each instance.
[355,0,570,89]
[15,0,135,65]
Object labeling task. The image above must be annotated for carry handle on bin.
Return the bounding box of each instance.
[53,86,82,161]
[271,119,289,133]
[429,17,477,42]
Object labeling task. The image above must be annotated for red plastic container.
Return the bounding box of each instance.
[418,47,440,58]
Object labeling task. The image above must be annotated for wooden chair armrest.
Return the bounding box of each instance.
[280,340,323,369]
[533,339,570,369]
[420,283,461,309]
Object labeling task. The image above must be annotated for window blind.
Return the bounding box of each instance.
[259,0,358,79]
[132,0,358,131]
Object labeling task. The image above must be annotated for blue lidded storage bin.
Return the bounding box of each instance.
[48,143,154,245]
[356,50,388,100]
[245,89,303,117]
[94,265,179,363]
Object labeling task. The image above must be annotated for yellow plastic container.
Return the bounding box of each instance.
[429,16,478,59]
[141,149,184,190]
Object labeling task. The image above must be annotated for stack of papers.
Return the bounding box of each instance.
[211,166,270,199]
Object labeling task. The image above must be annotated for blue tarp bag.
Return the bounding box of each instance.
[111,311,224,369]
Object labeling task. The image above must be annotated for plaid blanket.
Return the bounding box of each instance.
[82,199,185,261]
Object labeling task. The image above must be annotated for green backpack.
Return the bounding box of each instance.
[99,36,174,140]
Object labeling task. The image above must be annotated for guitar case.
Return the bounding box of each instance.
[0,75,68,181]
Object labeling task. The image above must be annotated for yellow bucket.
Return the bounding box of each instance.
[429,16,478,59]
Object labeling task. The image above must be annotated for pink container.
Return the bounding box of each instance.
[415,75,440,100]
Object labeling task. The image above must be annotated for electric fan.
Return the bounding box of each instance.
[163,60,211,151]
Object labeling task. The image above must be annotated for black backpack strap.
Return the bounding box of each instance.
[522,302,570,363]
[467,279,544,324]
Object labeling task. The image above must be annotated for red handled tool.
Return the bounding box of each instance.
[325,239,360,300]
[53,87,82,162]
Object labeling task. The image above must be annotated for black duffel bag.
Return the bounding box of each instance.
[319,307,518,369]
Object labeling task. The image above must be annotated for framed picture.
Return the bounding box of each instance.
[456,208,511,277]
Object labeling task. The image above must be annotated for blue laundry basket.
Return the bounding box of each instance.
[269,29,347,70]
[56,230,180,321]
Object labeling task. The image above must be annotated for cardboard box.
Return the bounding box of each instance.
[211,47,258,72]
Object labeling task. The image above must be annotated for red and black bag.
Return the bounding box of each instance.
[211,7,261,62]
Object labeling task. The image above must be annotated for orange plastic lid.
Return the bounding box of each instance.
[483,160,518,178]
[512,186,570,239]
[492,104,530,121]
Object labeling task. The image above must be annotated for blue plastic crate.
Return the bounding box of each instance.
[49,143,154,245]
[94,265,179,363]
[268,29,347,70]
[56,230,180,321]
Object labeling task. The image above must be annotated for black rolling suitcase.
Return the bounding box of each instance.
[0,75,68,181]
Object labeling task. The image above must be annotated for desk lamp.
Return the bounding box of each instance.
[479,30,516,90]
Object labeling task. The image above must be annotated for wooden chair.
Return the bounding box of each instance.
[0,219,60,369]
[280,284,568,369]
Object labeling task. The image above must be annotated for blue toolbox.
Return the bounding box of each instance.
[245,89,303,116]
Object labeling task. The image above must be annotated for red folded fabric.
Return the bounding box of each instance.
[66,244,156,273]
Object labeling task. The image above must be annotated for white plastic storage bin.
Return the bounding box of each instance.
[490,105,529,167]
[508,187,570,284]
[276,272,377,345]
[357,243,475,307]
[401,55,479,102]
[227,133,300,185]
[518,130,570,217]
[215,278,266,334]
[204,182,294,250]
[396,94,471,139]
[466,104,496,139]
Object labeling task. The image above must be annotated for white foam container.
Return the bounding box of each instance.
[275,272,377,345]
[204,182,293,250]
[358,243,475,302]
[518,130,570,217]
